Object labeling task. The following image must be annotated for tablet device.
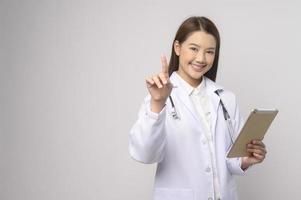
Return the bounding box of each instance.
[227,109,278,158]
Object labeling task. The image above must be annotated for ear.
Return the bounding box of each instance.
[173,40,181,56]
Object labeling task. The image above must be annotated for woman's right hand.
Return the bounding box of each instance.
[145,55,173,113]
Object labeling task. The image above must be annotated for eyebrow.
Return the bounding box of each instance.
[188,43,216,50]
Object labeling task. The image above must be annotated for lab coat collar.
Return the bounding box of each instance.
[171,72,206,96]
[170,72,200,123]
[204,76,224,95]
[170,72,224,135]
[170,72,224,97]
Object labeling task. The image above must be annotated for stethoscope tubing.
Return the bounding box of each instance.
[168,93,235,146]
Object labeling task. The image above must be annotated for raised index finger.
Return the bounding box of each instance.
[161,54,169,74]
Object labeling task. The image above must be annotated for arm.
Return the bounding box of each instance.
[225,94,247,175]
[129,55,173,164]
[225,94,267,173]
[129,96,167,164]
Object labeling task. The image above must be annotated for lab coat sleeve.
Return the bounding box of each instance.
[225,94,247,175]
[129,95,167,164]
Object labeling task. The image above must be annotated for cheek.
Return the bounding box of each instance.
[206,56,215,66]
[180,49,194,60]
[179,54,192,65]
[208,54,215,62]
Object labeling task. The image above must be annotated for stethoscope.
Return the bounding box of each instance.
[168,90,235,145]
[168,96,180,120]
[215,91,235,145]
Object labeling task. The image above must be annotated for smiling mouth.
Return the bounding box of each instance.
[191,63,207,71]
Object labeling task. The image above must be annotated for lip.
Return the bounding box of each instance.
[191,63,207,72]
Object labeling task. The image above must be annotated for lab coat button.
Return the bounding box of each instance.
[205,167,211,173]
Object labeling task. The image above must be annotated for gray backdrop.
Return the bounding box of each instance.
[1,0,300,199]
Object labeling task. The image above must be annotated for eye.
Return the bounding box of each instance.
[206,50,215,55]
[190,47,199,52]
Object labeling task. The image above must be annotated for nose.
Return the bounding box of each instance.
[195,51,206,63]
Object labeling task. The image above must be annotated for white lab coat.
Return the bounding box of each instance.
[129,72,246,200]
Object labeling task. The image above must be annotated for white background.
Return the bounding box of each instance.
[1,0,300,199]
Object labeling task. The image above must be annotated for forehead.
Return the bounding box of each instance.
[183,31,216,48]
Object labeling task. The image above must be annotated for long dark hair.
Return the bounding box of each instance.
[168,16,220,82]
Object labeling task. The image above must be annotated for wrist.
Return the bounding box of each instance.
[150,98,167,113]
[241,157,252,170]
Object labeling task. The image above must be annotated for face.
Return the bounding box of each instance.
[174,31,216,87]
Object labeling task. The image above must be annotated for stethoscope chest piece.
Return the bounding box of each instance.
[169,96,180,120]
[171,107,180,120]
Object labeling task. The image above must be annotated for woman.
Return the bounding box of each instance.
[129,16,267,200]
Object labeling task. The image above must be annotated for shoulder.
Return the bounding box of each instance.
[219,89,237,104]
[205,77,238,111]
[218,89,239,120]
[205,77,237,100]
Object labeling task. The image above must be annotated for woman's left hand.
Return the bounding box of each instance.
[241,140,267,170]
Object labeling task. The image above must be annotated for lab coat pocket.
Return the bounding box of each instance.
[153,188,194,200]
[229,186,239,200]
[226,179,238,200]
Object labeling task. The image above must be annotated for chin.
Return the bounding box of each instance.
[189,74,203,82]
[189,67,207,78]
[190,71,206,80]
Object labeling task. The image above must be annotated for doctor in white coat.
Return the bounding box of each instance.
[129,16,267,200]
